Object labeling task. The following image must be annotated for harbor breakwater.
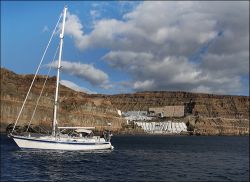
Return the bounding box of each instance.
[1,68,249,135]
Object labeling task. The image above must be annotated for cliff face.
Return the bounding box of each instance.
[105,91,249,119]
[0,68,124,133]
[1,68,249,135]
[103,92,249,135]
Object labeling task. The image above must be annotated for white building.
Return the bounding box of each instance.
[135,121,187,134]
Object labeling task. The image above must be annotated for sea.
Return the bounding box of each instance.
[1,134,249,181]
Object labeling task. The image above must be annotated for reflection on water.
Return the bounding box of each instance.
[1,134,249,181]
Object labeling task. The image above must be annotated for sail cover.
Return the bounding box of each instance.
[75,129,92,134]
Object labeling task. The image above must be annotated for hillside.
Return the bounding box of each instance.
[105,92,249,135]
[0,68,249,135]
[0,68,124,133]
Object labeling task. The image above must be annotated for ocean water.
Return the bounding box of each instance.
[1,134,249,181]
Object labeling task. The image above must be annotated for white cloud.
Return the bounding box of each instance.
[133,80,155,90]
[60,80,97,94]
[63,12,87,49]
[48,60,109,87]
[63,2,249,95]
[100,83,113,90]
[102,50,154,69]
[191,85,212,94]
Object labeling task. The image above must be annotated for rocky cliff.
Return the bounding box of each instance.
[0,68,124,133]
[104,92,249,135]
[1,68,249,135]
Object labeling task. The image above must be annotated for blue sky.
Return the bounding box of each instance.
[1,1,249,95]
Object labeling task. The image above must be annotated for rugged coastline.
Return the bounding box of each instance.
[1,68,249,136]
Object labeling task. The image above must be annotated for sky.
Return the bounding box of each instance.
[1,1,249,95]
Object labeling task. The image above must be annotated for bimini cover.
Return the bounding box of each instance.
[75,129,92,134]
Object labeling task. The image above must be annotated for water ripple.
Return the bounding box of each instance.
[1,135,249,181]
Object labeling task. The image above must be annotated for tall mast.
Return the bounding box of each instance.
[52,6,67,136]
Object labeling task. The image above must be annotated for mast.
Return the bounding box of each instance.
[52,6,67,136]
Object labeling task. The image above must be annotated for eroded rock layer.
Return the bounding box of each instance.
[1,68,124,133]
[1,68,249,135]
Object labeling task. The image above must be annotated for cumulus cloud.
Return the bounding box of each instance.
[63,2,249,95]
[60,80,97,94]
[62,12,88,49]
[48,60,110,87]
[102,51,154,69]
[133,80,155,90]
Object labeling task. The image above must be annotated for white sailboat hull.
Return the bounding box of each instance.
[12,135,113,151]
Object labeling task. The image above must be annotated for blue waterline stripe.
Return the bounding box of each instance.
[12,136,109,145]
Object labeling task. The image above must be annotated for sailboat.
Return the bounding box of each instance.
[8,6,114,151]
